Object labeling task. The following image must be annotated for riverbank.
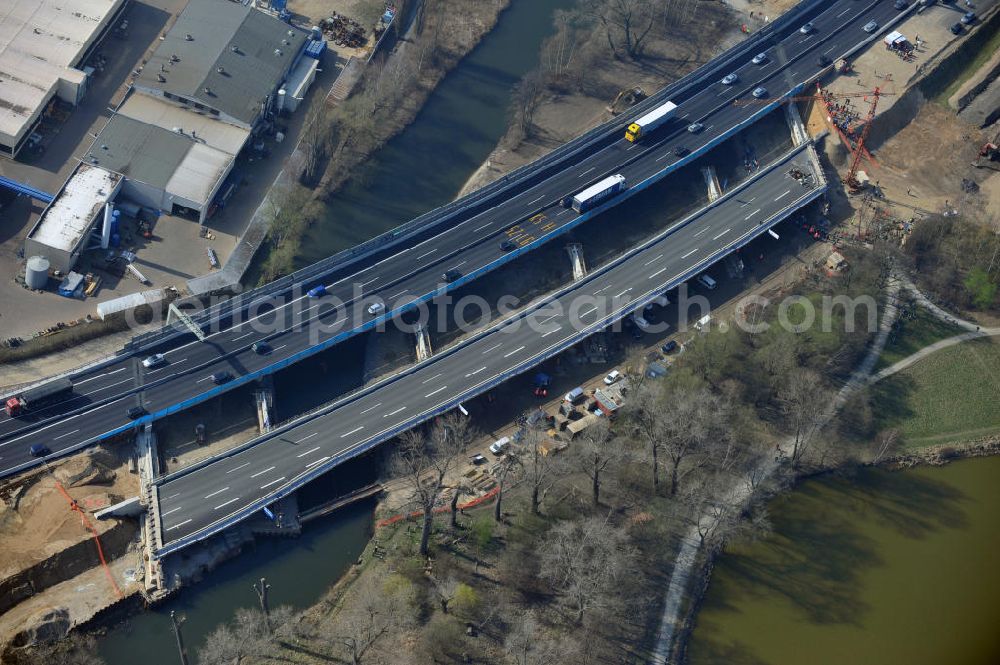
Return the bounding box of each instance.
[458,2,742,197]
[251,0,515,283]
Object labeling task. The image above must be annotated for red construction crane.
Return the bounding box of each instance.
[844,87,885,193]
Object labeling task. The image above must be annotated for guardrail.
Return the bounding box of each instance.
[155,142,825,555]
[121,0,832,356]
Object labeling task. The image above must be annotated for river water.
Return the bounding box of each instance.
[687,456,1000,665]
[98,1,573,662]
[297,0,578,264]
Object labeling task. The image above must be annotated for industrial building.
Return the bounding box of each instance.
[24,164,123,273]
[0,0,127,158]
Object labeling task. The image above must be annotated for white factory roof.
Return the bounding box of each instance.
[288,54,319,101]
[29,164,121,252]
[117,93,251,156]
[0,0,123,143]
[96,288,164,319]
[166,141,234,206]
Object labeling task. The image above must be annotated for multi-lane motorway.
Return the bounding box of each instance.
[156,144,823,551]
[0,0,912,478]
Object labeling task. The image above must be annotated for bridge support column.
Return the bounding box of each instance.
[136,424,167,597]
[255,376,275,433]
[415,323,433,362]
[566,243,587,280]
[701,167,722,202]
[785,103,809,146]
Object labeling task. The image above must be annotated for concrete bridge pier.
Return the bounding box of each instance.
[701,166,722,202]
[566,243,587,280]
[415,323,433,362]
[254,377,275,433]
[135,424,167,598]
[785,103,809,146]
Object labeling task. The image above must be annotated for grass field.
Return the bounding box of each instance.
[873,338,1000,448]
[875,306,965,370]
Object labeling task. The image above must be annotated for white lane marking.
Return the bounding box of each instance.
[360,277,379,286]
[694,227,710,237]
[162,506,183,516]
[341,426,365,438]
[541,326,562,338]
[250,466,276,478]
[165,493,180,499]
[422,372,443,384]
[614,288,632,298]
[233,332,254,341]
[649,267,668,279]
[656,152,671,163]
[713,228,731,240]
[165,519,192,531]
[296,433,318,443]
[416,249,437,260]
[705,125,714,131]
[195,376,211,383]
[473,222,492,232]
[272,344,287,352]
[627,143,639,151]
[837,7,851,17]
[147,358,187,374]
[682,248,699,259]
[557,209,570,216]
[204,487,229,499]
[297,446,321,457]
[527,195,545,206]
[360,403,382,415]
[226,462,251,474]
[425,386,448,398]
[75,367,127,386]
[82,377,132,397]
[644,254,663,266]
[388,289,409,299]
[482,343,502,355]
[824,44,837,54]
[465,366,487,377]
[745,208,761,220]
[775,189,791,201]
[385,406,406,418]
[536,313,559,324]
[579,306,597,317]
[53,429,80,440]
[593,285,613,295]
[578,166,596,178]
[214,497,241,510]
[260,476,286,489]
[503,345,526,358]
[305,456,330,469]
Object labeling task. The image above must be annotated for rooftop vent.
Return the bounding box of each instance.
[217,66,225,74]
[274,48,283,56]
[203,87,214,96]
[169,54,179,63]
[185,33,193,41]
[156,74,166,82]
[231,45,241,54]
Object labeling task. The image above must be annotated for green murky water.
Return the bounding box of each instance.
[688,456,1000,665]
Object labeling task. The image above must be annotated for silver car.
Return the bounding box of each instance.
[687,122,704,133]
[751,52,768,65]
[142,353,166,368]
[752,87,768,99]
[721,73,738,85]
[863,20,879,33]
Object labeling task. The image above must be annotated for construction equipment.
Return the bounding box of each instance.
[844,87,885,193]
[973,132,999,168]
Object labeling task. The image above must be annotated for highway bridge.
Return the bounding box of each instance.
[0,0,914,480]
[155,141,826,554]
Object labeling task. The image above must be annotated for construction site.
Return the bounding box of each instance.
[0,0,998,661]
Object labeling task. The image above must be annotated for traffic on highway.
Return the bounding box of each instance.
[0,0,911,480]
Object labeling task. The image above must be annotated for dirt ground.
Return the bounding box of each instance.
[0,449,137,580]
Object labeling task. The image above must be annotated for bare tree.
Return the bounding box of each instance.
[198,607,278,665]
[657,388,733,496]
[620,382,668,492]
[538,515,637,623]
[493,449,521,522]
[778,368,829,465]
[15,634,107,665]
[430,575,461,614]
[509,70,545,144]
[574,418,621,506]
[331,571,415,665]
[521,428,563,515]
[504,610,570,665]
[449,480,473,528]
[391,414,475,556]
[583,0,656,59]
[871,428,902,464]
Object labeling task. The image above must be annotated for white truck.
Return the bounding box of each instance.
[625,100,678,142]
[567,174,627,213]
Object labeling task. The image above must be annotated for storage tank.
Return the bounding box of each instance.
[276,89,287,113]
[25,256,50,289]
[310,25,322,41]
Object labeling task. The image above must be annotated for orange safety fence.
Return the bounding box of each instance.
[376,486,499,528]
[54,480,124,599]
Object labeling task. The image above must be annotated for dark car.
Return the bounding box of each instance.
[673,146,690,158]
[817,54,831,67]
[307,285,327,298]
[127,405,146,419]
[500,239,518,252]
[29,443,49,457]
[893,0,907,9]
[961,11,975,24]
[442,269,463,283]
[661,340,678,354]
[211,371,234,384]
[252,341,272,355]
[950,22,963,34]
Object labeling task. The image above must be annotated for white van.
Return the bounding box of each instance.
[696,273,717,290]
[693,314,712,332]
[489,436,511,455]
